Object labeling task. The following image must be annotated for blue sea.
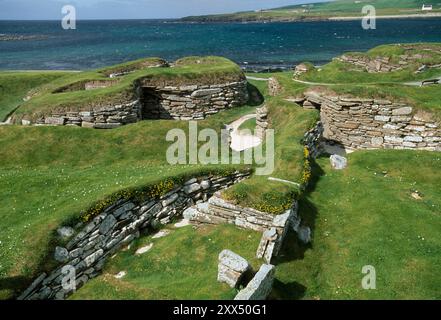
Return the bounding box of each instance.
[1,18,441,71]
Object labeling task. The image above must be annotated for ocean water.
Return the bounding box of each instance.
[1,19,441,70]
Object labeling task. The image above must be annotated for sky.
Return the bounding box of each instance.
[0,0,327,20]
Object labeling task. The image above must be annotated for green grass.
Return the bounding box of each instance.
[0,72,70,121]
[238,117,256,132]
[289,43,441,119]
[11,56,245,122]
[299,43,441,84]
[273,150,441,300]
[0,104,258,300]
[223,77,318,214]
[70,224,261,300]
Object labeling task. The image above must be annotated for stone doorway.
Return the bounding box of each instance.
[140,87,171,120]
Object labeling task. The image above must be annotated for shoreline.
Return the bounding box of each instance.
[181,13,441,24]
[329,13,441,21]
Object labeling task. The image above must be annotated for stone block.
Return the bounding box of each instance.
[218,250,250,288]
[234,264,275,300]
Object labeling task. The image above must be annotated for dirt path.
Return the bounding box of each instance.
[246,76,269,81]
[229,114,262,152]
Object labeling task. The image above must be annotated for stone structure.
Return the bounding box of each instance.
[186,194,278,232]
[217,250,251,288]
[255,105,269,139]
[234,264,275,300]
[299,91,441,151]
[140,80,249,120]
[268,77,282,96]
[18,171,251,300]
[337,53,441,74]
[303,121,324,158]
[256,204,296,264]
[293,63,311,77]
[18,80,249,127]
[30,100,141,129]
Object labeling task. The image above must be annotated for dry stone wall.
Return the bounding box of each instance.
[234,264,275,300]
[19,80,249,127]
[301,91,441,151]
[18,171,251,300]
[336,53,441,73]
[141,80,249,120]
[28,100,141,129]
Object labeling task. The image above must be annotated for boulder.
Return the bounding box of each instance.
[57,226,74,239]
[54,246,69,263]
[297,226,312,244]
[330,154,348,170]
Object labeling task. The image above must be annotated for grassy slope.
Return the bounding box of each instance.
[71,224,261,300]
[0,104,256,300]
[222,77,318,214]
[182,0,441,22]
[0,72,70,121]
[274,151,441,300]
[13,56,245,121]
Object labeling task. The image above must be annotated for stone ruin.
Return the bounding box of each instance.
[297,90,440,151]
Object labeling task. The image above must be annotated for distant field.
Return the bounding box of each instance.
[182,0,441,22]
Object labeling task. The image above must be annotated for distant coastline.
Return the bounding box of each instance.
[181,13,441,24]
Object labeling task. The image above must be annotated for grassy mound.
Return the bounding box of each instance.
[298,43,441,84]
[0,71,70,121]
[10,56,245,122]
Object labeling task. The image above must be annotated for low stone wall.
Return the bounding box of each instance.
[234,264,275,300]
[20,80,249,127]
[28,100,141,128]
[336,52,441,74]
[255,105,269,139]
[141,80,249,120]
[18,171,251,300]
[217,250,251,288]
[303,121,324,158]
[186,194,275,232]
[301,91,441,151]
[256,204,295,264]
[268,77,282,96]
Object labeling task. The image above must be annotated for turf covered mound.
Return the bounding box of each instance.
[10,56,246,123]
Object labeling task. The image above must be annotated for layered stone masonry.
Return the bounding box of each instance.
[27,100,141,129]
[19,80,249,127]
[18,171,251,300]
[217,249,251,288]
[234,264,275,300]
[255,204,296,264]
[255,105,269,140]
[303,121,324,158]
[268,77,282,96]
[141,80,249,120]
[300,91,441,151]
[337,53,441,73]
